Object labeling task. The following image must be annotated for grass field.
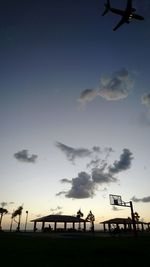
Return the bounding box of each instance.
[0,232,150,266]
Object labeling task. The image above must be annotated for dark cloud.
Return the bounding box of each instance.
[132,196,150,203]
[56,142,92,162]
[14,150,38,163]
[56,143,133,199]
[92,168,117,184]
[57,172,96,199]
[109,149,133,174]
[57,168,117,199]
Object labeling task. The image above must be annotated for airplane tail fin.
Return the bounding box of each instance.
[102,0,110,16]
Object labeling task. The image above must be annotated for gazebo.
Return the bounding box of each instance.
[100,217,147,233]
[31,214,88,232]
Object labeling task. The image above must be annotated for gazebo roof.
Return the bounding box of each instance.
[31,214,86,223]
[100,217,147,224]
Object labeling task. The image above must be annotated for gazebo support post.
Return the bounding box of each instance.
[33,221,37,232]
[42,221,45,231]
[64,221,67,231]
[54,222,57,231]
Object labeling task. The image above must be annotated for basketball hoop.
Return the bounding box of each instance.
[109,194,137,237]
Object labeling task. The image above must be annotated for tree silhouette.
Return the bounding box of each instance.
[0,207,8,231]
[134,212,140,222]
[11,205,23,232]
[86,210,95,232]
[77,209,84,230]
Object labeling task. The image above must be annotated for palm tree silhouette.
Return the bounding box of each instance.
[11,205,23,232]
[86,210,95,232]
[134,212,140,222]
[77,209,84,230]
[0,207,8,231]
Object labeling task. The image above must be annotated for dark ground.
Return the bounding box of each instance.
[0,231,150,266]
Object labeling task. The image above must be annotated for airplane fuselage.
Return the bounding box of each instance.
[109,7,144,22]
[102,0,144,31]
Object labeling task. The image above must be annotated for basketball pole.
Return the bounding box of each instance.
[109,194,137,237]
[130,201,137,237]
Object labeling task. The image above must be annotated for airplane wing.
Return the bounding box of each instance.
[113,17,126,31]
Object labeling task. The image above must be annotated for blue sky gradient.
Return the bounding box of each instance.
[0,0,150,230]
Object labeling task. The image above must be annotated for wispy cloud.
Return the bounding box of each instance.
[50,206,63,215]
[141,93,150,108]
[112,206,123,211]
[140,93,150,126]
[132,196,150,203]
[14,149,38,163]
[56,142,92,163]
[0,202,14,207]
[56,141,113,166]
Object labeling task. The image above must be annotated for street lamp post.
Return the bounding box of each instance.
[24,211,28,232]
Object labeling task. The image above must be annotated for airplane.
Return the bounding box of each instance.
[102,0,144,31]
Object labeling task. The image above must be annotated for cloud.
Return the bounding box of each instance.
[56,142,92,163]
[86,158,101,169]
[98,68,134,101]
[56,142,113,165]
[0,202,8,207]
[92,146,101,153]
[57,172,97,199]
[92,168,117,184]
[112,206,123,211]
[57,167,117,199]
[50,206,62,211]
[50,206,63,215]
[78,89,98,105]
[56,143,133,199]
[132,196,150,203]
[141,93,150,108]
[14,149,38,163]
[0,202,14,208]
[61,178,72,183]
[78,68,134,106]
[109,149,133,174]
[56,191,67,196]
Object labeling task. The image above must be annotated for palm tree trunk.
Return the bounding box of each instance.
[0,213,3,230]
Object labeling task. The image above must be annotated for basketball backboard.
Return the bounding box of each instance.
[109,194,124,206]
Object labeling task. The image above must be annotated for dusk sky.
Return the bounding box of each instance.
[1,0,150,230]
